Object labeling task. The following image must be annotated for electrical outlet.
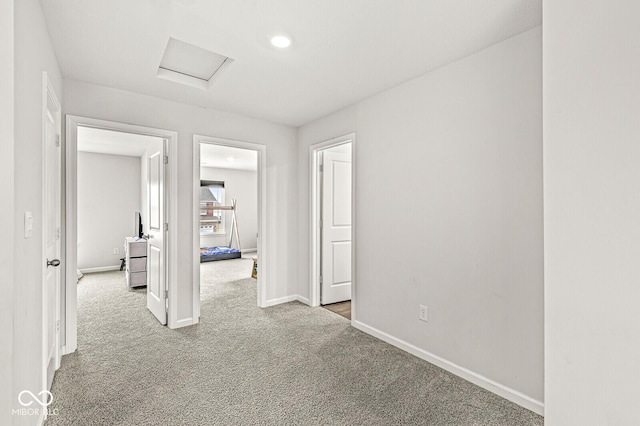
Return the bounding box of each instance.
[419,305,428,322]
[113,248,119,255]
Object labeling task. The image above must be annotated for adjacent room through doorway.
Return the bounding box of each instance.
[197,142,260,316]
[75,127,167,325]
[66,115,179,353]
[76,127,160,277]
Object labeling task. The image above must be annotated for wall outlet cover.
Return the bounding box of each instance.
[419,305,428,322]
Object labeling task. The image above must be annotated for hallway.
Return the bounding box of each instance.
[46,265,542,425]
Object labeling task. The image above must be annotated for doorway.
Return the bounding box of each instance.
[64,116,179,353]
[75,128,166,322]
[193,135,267,313]
[310,134,356,320]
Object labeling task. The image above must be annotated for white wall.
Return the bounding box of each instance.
[544,2,640,424]
[199,167,258,251]
[13,0,63,424]
[298,27,543,410]
[77,152,141,271]
[64,80,298,315]
[0,1,14,423]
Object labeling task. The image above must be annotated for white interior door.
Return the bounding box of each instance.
[147,139,167,325]
[321,150,352,305]
[44,89,61,390]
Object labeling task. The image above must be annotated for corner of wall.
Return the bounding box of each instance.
[0,1,14,423]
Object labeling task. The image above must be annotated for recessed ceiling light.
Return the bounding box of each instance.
[227,156,236,161]
[270,34,293,49]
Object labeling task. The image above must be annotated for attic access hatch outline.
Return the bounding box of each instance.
[157,37,234,90]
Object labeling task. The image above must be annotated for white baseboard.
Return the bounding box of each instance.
[296,295,310,305]
[79,265,121,274]
[262,295,298,307]
[352,320,544,416]
[241,248,257,253]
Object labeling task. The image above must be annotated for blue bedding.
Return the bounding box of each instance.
[200,246,241,262]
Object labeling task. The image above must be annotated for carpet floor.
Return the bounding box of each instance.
[46,258,543,425]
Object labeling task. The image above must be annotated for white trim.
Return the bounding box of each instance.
[192,139,200,321]
[352,320,544,416]
[64,117,77,353]
[263,295,298,307]
[65,116,180,347]
[241,248,258,254]
[296,295,311,306]
[309,134,357,320]
[193,135,268,311]
[79,266,121,274]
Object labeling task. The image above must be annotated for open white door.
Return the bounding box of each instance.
[320,150,352,305]
[146,139,167,325]
[43,74,61,390]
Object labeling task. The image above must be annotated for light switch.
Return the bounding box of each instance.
[24,212,33,238]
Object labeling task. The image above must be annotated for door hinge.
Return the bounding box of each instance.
[319,220,323,228]
[56,227,61,240]
[164,289,168,299]
[319,164,324,172]
[55,135,60,147]
[164,223,169,231]
[319,275,323,284]
[163,155,168,164]
[56,320,60,333]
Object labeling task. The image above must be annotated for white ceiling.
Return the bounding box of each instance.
[200,144,257,171]
[77,126,161,157]
[41,0,541,127]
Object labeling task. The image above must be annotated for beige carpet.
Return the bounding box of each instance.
[46,257,543,425]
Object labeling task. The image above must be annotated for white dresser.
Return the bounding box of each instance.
[124,237,147,288]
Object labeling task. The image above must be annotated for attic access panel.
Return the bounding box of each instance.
[157,38,233,90]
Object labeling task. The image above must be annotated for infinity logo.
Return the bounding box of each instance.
[18,390,54,407]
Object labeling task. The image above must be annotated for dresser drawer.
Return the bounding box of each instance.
[127,241,147,257]
[127,271,146,287]
[128,257,147,272]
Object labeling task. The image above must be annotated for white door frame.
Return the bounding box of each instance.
[64,116,179,353]
[193,135,268,311]
[42,72,61,392]
[309,133,356,318]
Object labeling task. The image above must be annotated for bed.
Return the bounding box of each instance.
[200,246,242,262]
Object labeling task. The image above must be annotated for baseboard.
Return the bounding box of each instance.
[241,248,257,253]
[79,265,121,274]
[296,295,310,306]
[352,320,544,416]
[262,295,298,307]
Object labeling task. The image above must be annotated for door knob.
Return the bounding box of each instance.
[47,258,60,268]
